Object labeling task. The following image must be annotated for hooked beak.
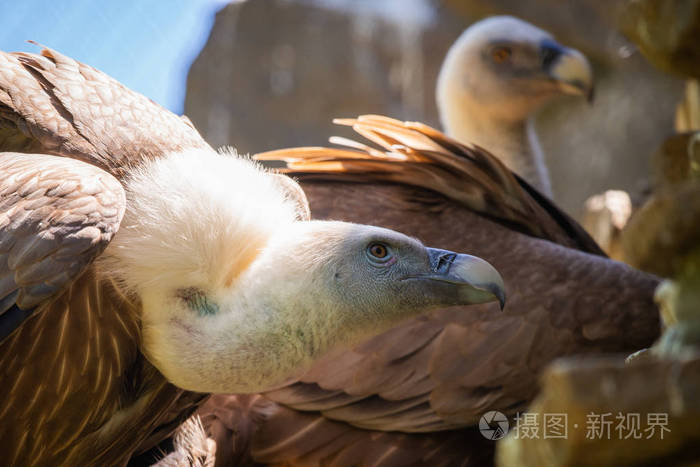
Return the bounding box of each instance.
[541,39,594,103]
[424,248,506,310]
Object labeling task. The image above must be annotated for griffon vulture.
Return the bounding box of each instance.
[437,16,593,197]
[0,49,507,465]
[190,115,660,466]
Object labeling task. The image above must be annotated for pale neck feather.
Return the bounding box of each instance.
[441,98,553,197]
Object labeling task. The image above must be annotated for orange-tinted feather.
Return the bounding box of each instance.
[256,115,604,255]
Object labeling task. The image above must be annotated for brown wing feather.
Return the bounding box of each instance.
[256,115,604,255]
[0,152,125,340]
[0,46,211,177]
[0,264,197,465]
[197,394,493,467]
[201,115,661,464]
[0,48,213,465]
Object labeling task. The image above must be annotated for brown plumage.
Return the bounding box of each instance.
[194,115,661,465]
[0,45,209,178]
[198,394,494,466]
[1,51,510,466]
[0,47,211,466]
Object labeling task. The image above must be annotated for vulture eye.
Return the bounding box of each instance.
[367,242,394,264]
[491,46,512,64]
[369,243,388,258]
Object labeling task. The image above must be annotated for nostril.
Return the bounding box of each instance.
[426,248,459,274]
[540,39,563,69]
[542,48,558,68]
[434,253,457,274]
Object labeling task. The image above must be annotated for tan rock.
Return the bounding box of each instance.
[496,354,700,466]
[619,0,700,79]
[623,181,700,278]
[650,131,700,188]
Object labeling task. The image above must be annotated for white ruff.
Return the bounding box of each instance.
[101,148,301,294]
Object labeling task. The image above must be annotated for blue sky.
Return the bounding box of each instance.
[0,0,231,114]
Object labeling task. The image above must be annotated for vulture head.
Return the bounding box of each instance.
[100,149,505,394]
[438,15,593,124]
[436,16,593,196]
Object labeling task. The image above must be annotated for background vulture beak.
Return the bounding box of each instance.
[541,39,595,103]
[424,248,506,310]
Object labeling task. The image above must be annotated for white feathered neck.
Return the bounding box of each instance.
[100,148,302,295]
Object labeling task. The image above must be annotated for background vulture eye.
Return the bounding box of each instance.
[491,46,511,63]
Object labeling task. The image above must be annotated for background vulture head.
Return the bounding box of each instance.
[437,15,594,124]
[100,149,505,394]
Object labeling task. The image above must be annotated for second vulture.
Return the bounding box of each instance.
[437,15,594,198]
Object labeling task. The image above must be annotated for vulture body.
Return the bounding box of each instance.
[0,50,506,465]
[193,115,661,466]
[437,16,593,197]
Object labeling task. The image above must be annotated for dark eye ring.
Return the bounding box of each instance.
[491,46,511,63]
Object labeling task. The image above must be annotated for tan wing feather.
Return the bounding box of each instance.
[0,46,211,177]
[256,115,604,255]
[0,152,125,340]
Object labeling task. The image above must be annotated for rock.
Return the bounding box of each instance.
[496,354,700,466]
[650,132,700,188]
[185,0,448,154]
[652,248,700,357]
[619,0,700,79]
[676,80,700,131]
[184,0,683,217]
[622,181,700,278]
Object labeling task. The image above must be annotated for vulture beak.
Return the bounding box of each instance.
[541,39,594,103]
[422,248,506,310]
